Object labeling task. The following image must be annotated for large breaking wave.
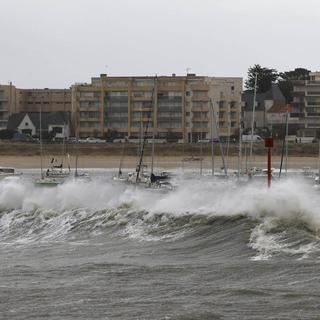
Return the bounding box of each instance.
[1,175,320,260]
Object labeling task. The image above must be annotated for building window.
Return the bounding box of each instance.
[106,81,127,87]
[132,91,152,98]
[80,92,94,98]
[192,91,207,97]
[107,91,128,98]
[133,79,154,86]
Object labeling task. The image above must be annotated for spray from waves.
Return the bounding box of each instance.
[1,176,320,257]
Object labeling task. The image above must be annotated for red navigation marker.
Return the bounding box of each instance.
[264,138,273,188]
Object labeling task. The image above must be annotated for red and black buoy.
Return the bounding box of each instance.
[264,138,273,188]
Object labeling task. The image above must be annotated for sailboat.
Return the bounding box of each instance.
[113,77,173,191]
[34,106,62,187]
[0,167,22,180]
[72,136,90,180]
[45,117,71,179]
[45,155,71,179]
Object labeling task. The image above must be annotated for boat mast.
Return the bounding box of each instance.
[249,73,258,169]
[285,108,289,176]
[199,107,203,176]
[75,138,79,177]
[74,87,81,178]
[40,100,43,179]
[210,101,215,176]
[238,100,242,181]
[210,99,227,176]
[225,101,231,174]
[318,137,320,184]
[136,109,151,183]
[151,76,157,175]
[279,109,289,178]
[118,138,126,178]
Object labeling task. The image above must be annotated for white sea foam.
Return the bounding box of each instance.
[1,175,320,249]
[1,176,320,225]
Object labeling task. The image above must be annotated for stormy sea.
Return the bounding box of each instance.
[1,170,320,319]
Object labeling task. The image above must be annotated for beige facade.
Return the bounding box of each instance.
[0,83,18,130]
[72,74,242,142]
[0,85,71,131]
[292,71,320,138]
[18,89,71,113]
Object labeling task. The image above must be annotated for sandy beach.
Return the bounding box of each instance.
[1,154,319,170]
[0,141,319,170]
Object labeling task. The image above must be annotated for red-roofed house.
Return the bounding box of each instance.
[267,103,300,138]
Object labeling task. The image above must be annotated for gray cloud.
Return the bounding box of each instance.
[0,0,319,88]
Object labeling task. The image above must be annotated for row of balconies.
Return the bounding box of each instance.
[191,107,209,112]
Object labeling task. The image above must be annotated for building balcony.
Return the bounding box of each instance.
[79,107,100,112]
[191,107,209,112]
[157,85,183,91]
[78,128,101,133]
[131,107,152,112]
[192,117,209,122]
[131,96,153,101]
[104,96,128,102]
[131,85,154,91]
[191,128,209,132]
[158,117,182,122]
[157,96,182,103]
[79,96,101,101]
[79,117,101,121]
[306,81,320,86]
[106,107,128,113]
[131,117,152,122]
[190,84,209,91]
[104,85,129,91]
[191,96,209,102]
[157,106,182,112]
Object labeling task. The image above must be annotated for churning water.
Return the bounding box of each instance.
[1,171,320,319]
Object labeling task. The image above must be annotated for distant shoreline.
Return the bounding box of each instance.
[1,155,319,170]
[1,141,320,170]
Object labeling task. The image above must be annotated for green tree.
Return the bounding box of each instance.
[245,64,279,93]
[278,68,310,103]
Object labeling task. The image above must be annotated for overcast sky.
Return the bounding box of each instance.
[1,0,319,88]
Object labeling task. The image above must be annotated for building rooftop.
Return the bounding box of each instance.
[242,84,285,111]
[7,111,71,131]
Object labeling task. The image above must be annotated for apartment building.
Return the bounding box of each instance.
[0,84,72,132]
[0,83,18,130]
[18,89,71,113]
[292,71,320,138]
[72,74,242,142]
